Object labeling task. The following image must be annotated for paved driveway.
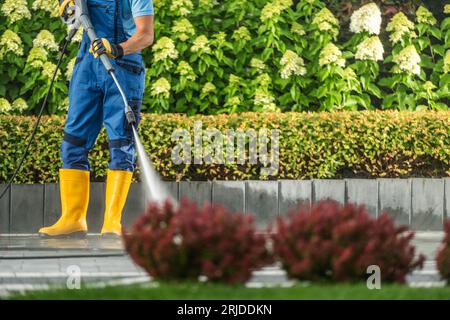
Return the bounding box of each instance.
[0,232,446,297]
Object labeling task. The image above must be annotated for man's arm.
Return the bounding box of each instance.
[120,15,154,56]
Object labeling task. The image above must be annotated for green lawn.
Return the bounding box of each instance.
[9,282,450,300]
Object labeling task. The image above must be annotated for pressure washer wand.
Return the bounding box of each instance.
[74,0,136,126]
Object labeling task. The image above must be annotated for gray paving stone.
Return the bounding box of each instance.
[179,181,212,207]
[21,265,60,272]
[346,179,378,217]
[278,180,312,215]
[10,184,44,233]
[86,182,105,233]
[411,178,444,231]
[245,181,278,228]
[313,180,345,204]
[212,181,245,213]
[0,234,443,289]
[378,179,411,226]
[123,183,145,228]
[0,184,10,233]
[43,183,61,227]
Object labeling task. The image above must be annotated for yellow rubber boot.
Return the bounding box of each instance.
[101,169,133,236]
[39,169,89,238]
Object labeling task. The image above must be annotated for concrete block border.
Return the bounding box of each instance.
[0,178,449,233]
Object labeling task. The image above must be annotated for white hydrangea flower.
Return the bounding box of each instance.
[260,1,291,22]
[171,18,195,41]
[191,35,211,54]
[445,5,450,14]
[392,45,421,75]
[152,37,179,62]
[11,98,28,113]
[279,0,293,10]
[416,6,437,25]
[226,96,241,107]
[1,0,31,23]
[443,50,450,73]
[291,22,306,36]
[261,103,281,112]
[254,88,275,106]
[260,2,283,22]
[312,8,339,37]
[250,58,266,72]
[199,0,215,9]
[33,30,58,52]
[386,12,416,44]
[350,3,382,35]
[423,81,436,91]
[0,30,23,58]
[31,0,58,17]
[355,36,384,61]
[256,73,271,87]
[201,82,216,94]
[280,50,306,79]
[319,43,345,67]
[42,61,60,79]
[26,47,48,69]
[154,0,168,10]
[170,0,193,16]
[176,61,196,81]
[229,74,241,85]
[66,57,76,80]
[232,26,251,42]
[0,98,12,114]
[151,77,171,98]
[342,67,357,81]
[69,26,84,43]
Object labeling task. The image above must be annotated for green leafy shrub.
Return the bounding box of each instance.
[327,0,421,24]
[0,0,78,114]
[0,0,449,114]
[378,6,450,110]
[0,111,449,183]
[272,200,425,282]
[123,198,271,284]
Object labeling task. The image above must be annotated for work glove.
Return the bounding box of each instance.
[58,0,76,19]
[90,38,124,59]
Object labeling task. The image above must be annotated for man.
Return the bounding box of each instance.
[39,0,154,238]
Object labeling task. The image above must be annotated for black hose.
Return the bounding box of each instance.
[0,36,72,200]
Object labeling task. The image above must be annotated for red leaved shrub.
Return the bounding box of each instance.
[436,220,450,281]
[123,198,271,284]
[272,200,425,283]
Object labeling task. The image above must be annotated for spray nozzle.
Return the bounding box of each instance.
[125,105,137,126]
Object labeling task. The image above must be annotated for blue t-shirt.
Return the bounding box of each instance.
[122,0,154,37]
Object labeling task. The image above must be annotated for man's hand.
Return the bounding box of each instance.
[89,38,124,59]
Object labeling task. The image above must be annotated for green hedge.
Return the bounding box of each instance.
[0,111,449,183]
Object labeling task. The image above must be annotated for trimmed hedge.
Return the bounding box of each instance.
[0,111,449,183]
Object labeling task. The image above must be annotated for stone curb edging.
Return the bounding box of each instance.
[0,178,449,233]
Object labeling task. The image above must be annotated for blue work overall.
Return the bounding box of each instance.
[62,0,145,172]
